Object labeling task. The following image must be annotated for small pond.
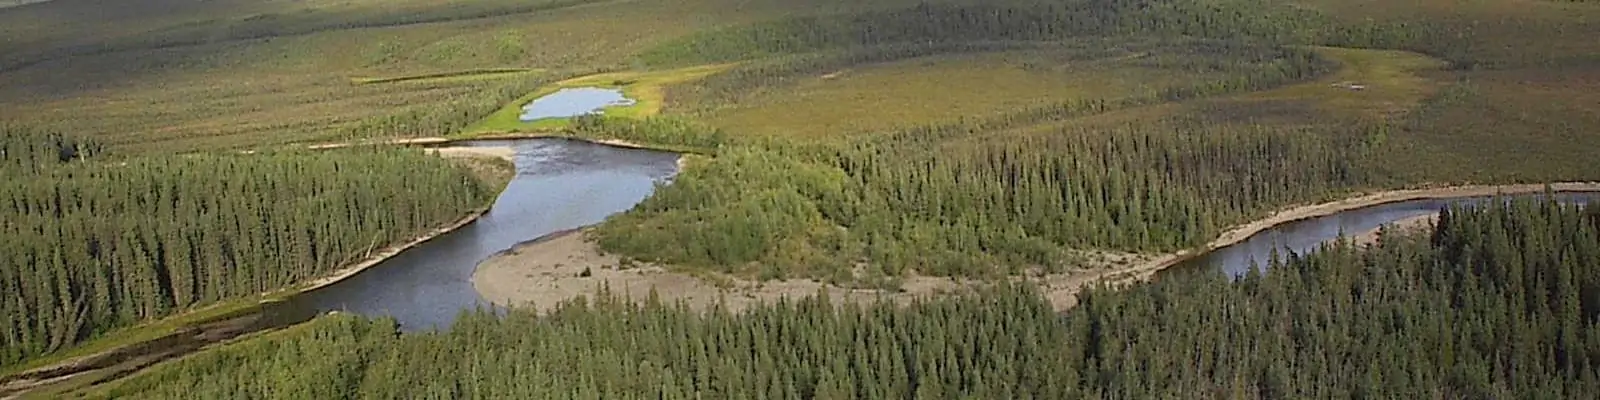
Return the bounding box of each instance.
[519,87,637,122]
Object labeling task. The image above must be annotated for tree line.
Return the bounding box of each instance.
[636,0,1538,72]
[637,0,1342,67]
[596,114,1375,281]
[666,37,1333,119]
[85,199,1600,398]
[593,44,1352,281]
[0,128,499,367]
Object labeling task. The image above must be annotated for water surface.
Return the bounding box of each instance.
[295,138,678,330]
[1170,193,1598,278]
[519,87,636,122]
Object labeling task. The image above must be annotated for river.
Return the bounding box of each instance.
[1169,192,1598,278]
[11,139,1591,397]
[296,137,1592,328]
[293,138,679,330]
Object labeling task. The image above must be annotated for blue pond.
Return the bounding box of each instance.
[519,87,636,122]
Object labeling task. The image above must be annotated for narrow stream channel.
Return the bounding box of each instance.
[294,138,679,331]
[1169,192,1598,278]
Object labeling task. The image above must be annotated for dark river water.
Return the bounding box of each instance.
[1168,192,1598,278]
[294,138,678,331]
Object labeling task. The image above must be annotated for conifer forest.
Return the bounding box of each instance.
[2,0,1598,397]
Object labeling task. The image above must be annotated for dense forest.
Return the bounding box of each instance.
[596,116,1377,281]
[87,200,1600,399]
[594,40,1368,281]
[3,0,1598,395]
[592,0,1600,280]
[0,128,500,367]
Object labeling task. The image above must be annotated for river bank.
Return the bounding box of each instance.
[472,229,989,313]
[299,145,517,294]
[1343,213,1437,247]
[473,182,1600,312]
[425,145,515,162]
[1083,182,1600,291]
[0,149,518,398]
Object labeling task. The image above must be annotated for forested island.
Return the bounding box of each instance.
[2,0,1598,398]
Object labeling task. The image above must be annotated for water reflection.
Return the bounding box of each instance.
[1172,193,1597,278]
[519,87,636,122]
[295,138,677,331]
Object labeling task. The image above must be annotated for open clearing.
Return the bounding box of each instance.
[461,63,736,135]
[1234,46,1447,120]
[693,48,1249,139]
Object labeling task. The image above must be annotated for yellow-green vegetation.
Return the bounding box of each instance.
[0,0,886,153]
[1236,46,1448,120]
[460,63,736,135]
[691,43,1309,139]
[350,68,543,85]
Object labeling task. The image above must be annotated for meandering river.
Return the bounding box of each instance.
[293,138,1594,329]
[1169,192,1598,278]
[14,137,1592,398]
[294,138,678,330]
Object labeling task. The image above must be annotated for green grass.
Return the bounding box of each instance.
[0,0,827,153]
[689,44,1291,139]
[350,68,543,85]
[1233,46,1447,120]
[460,63,735,135]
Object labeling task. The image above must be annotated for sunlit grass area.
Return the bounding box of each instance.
[691,46,1271,139]
[1233,46,1446,120]
[350,68,543,85]
[461,63,736,135]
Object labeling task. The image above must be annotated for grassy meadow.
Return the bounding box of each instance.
[462,63,737,134]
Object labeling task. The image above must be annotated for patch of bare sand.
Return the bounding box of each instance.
[307,137,451,150]
[474,183,1600,313]
[473,230,989,313]
[426,145,514,162]
[1096,182,1600,289]
[1338,213,1438,248]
